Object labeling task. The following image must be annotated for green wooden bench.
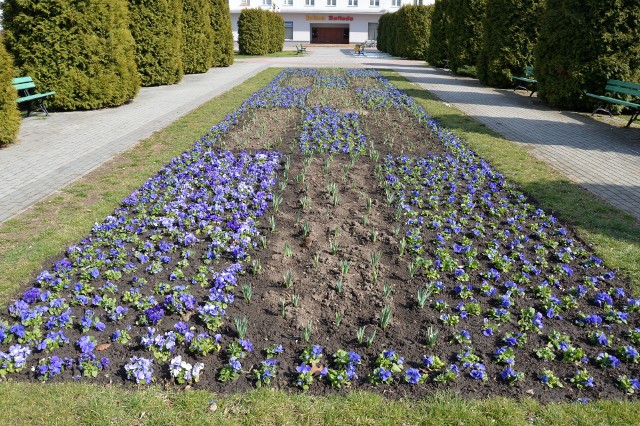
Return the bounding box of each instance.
[585,79,640,128]
[295,44,307,54]
[512,66,537,97]
[12,76,56,116]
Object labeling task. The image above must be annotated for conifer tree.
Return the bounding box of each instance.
[0,39,21,145]
[2,0,140,110]
[129,0,183,86]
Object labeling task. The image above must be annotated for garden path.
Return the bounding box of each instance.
[1,47,638,222]
[393,65,640,221]
[0,61,269,222]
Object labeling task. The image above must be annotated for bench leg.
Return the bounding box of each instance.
[591,105,612,117]
[626,110,639,128]
[38,99,50,116]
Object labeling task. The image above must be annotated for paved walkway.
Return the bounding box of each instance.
[1,47,639,223]
[394,66,640,219]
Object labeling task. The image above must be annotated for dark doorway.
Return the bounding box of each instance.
[311,26,349,44]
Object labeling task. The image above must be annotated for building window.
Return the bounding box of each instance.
[412,0,423,4]
[284,21,293,40]
[392,0,402,6]
[283,0,293,5]
[262,0,271,5]
[368,23,378,41]
[348,0,358,5]
[370,0,379,6]
[305,0,315,5]
[240,0,250,5]
[327,0,336,5]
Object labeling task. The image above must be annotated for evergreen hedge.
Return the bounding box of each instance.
[237,8,273,56]
[0,38,21,146]
[447,0,487,73]
[377,12,398,56]
[210,0,234,66]
[182,0,214,73]
[129,0,183,87]
[395,5,434,60]
[534,0,640,110]
[2,0,140,111]
[426,0,450,67]
[267,11,285,54]
[378,6,432,59]
[477,0,543,88]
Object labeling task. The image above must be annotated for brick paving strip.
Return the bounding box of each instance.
[1,47,639,222]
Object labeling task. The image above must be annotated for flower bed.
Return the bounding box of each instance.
[0,68,637,402]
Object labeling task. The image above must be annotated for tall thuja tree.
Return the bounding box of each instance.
[129,0,183,86]
[238,8,268,55]
[477,0,543,87]
[2,0,140,110]
[377,13,389,53]
[0,38,21,146]
[210,0,234,66]
[426,0,451,67]
[535,0,640,110]
[395,5,434,60]
[447,0,487,73]
[182,0,214,73]
[267,11,285,53]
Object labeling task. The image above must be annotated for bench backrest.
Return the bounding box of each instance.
[605,79,640,97]
[524,66,534,77]
[12,76,36,91]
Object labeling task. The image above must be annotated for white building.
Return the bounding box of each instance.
[229,0,434,45]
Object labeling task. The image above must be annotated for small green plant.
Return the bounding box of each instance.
[398,238,406,256]
[425,326,438,346]
[369,230,379,242]
[370,251,381,269]
[383,282,393,299]
[327,182,337,196]
[380,305,393,330]
[283,269,293,288]
[339,260,350,276]
[301,221,311,237]
[365,196,373,212]
[417,287,431,308]
[283,242,294,258]
[279,298,287,319]
[241,283,253,302]
[335,278,344,294]
[407,261,416,278]
[234,316,248,339]
[259,236,268,249]
[335,311,343,327]
[362,215,369,226]
[268,215,276,232]
[313,253,320,269]
[330,240,339,255]
[302,321,313,342]
[299,195,311,210]
[366,329,377,348]
[332,193,340,206]
[356,326,366,344]
[291,293,300,307]
[272,193,283,213]
[251,259,261,275]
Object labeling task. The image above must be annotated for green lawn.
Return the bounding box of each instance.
[0,67,638,425]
